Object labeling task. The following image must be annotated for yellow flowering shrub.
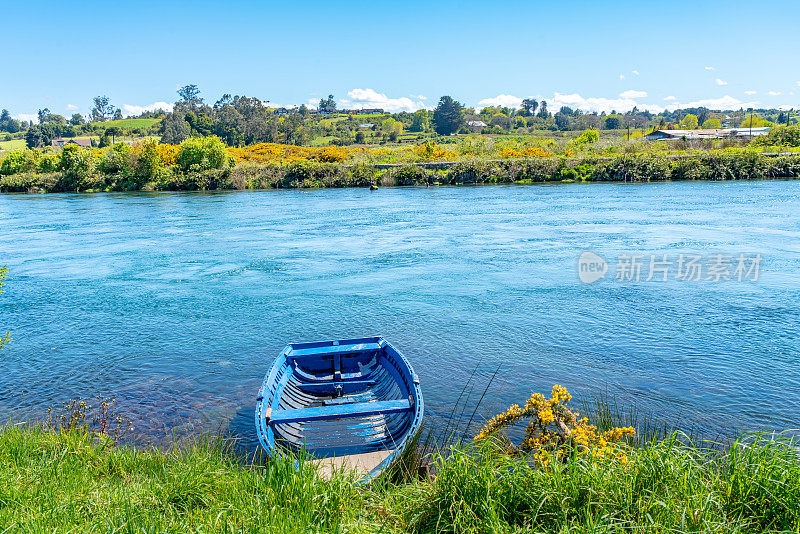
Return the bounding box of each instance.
[412,142,458,162]
[156,144,179,166]
[474,385,635,465]
[316,146,348,163]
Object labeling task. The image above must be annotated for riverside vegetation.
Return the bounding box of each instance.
[2,126,800,193]
[1,269,799,532]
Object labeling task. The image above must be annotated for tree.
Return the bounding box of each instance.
[318,94,336,113]
[521,98,538,116]
[432,96,465,135]
[70,113,85,126]
[178,84,203,108]
[92,96,115,122]
[37,108,51,124]
[0,110,21,133]
[355,131,366,144]
[537,100,549,119]
[25,124,56,148]
[604,116,622,129]
[554,112,571,130]
[680,114,699,129]
[701,118,721,129]
[160,112,191,144]
[410,110,429,132]
[381,118,403,139]
[113,109,123,121]
[106,126,122,143]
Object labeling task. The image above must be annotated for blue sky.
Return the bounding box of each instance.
[3,0,799,120]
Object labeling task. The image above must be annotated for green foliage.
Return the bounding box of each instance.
[574,129,600,145]
[680,114,699,129]
[37,152,60,173]
[754,124,800,147]
[433,96,465,135]
[177,136,228,172]
[135,140,164,183]
[398,434,800,533]
[604,115,622,129]
[0,149,38,175]
[59,144,98,190]
[702,118,722,129]
[98,143,131,175]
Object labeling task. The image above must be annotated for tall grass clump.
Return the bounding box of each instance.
[0,422,368,532]
[391,387,800,533]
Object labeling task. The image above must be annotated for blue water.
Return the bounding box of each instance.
[1,182,800,446]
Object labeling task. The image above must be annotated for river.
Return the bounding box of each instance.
[1,181,799,446]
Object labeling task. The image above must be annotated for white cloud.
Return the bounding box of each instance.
[684,95,757,109]
[715,78,728,86]
[796,81,800,87]
[619,89,647,99]
[410,94,426,100]
[473,92,764,115]
[632,70,640,76]
[548,92,666,114]
[14,113,37,123]
[475,94,524,110]
[66,104,79,111]
[744,90,757,95]
[340,88,426,112]
[705,66,715,71]
[122,101,174,117]
[767,91,782,96]
[619,74,625,80]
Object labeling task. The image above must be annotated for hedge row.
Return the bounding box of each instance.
[2,153,799,193]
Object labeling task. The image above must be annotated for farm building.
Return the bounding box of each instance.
[51,138,92,148]
[645,127,770,141]
[467,120,487,130]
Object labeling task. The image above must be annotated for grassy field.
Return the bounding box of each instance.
[99,118,162,130]
[0,138,25,152]
[1,417,798,532]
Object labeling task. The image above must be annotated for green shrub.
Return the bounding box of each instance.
[177,136,228,172]
[98,143,132,176]
[574,129,600,145]
[37,152,60,173]
[59,144,98,190]
[0,149,38,175]
[754,125,800,147]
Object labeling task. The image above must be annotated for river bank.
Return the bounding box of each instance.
[2,411,798,532]
[2,151,800,193]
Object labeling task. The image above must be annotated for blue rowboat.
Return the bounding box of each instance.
[255,337,424,481]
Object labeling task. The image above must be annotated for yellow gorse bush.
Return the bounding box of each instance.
[227,143,354,165]
[474,385,635,465]
[412,142,458,162]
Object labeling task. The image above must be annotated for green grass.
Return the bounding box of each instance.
[0,139,25,151]
[1,423,798,532]
[0,426,370,532]
[100,118,162,130]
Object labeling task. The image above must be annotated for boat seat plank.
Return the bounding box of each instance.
[295,379,376,393]
[288,342,381,359]
[269,399,410,425]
